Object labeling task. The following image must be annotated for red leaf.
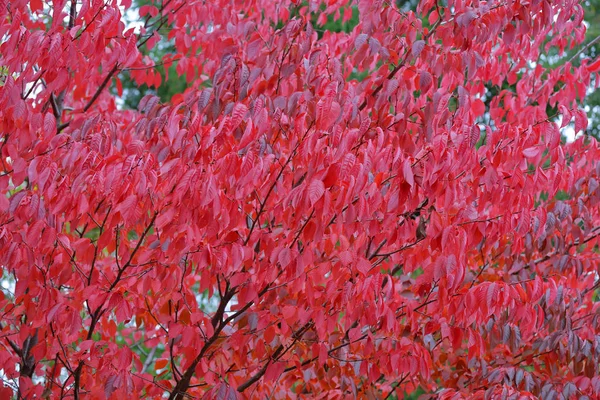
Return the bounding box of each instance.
[340,153,356,177]
[278,247,291,268]
[115,195,138,223]
[412,40,425,58]
[559,105,572,128]
[419,71,433,92]
[587,57,600,72]
[357,258,371,275]
[230,103,248,131]
[139,5,159,17]
[264,362,284,382]
[154,359,168,370]
[471,99,485,117]
[308,179,325,206]
[104,375,118,399]
[403,159,414,187]
[12,99,26,121]
[574,108,588,133]
[368,37,381,54]
[43,113,56,137]
[456,10,476,27]
[205,383,239,400]
[30,0,43,12]
[469,125,480,148]
[355,33,368,49]
[522,146,540,158]
[487,283,497,310]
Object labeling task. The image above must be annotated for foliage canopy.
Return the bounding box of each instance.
[1,0,600,399]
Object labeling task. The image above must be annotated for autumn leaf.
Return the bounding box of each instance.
[307,179,325,206]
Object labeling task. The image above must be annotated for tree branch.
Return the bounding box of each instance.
[109,211,158,291]
[237,322,313,392]
[68,0,77,29]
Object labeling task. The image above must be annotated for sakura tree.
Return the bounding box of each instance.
[1,0,600,398]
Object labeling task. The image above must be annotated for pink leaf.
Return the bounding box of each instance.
[419,71,433,92]
[308,179,325,206]
[43,113,56,136]
[355,33,368,49]
[403,159,414,187]
[278,247,291,268]
[469,125,480,148]
[559,105,572,128]
[487,282,497,309]
[574,108,588,133]
[412,40,425,58]
[357,258,371,275]
[522,147,540,158]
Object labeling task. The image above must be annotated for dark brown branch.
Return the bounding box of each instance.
[84,63,119,113]
[283,332,370,374]
[368,239,388,260]
[244,125,311,246]
[137,3,186,49]
[167,279,276,399]
[109,211,158,290]
[72,5,105,42]
[535,226,600,268]
[210,282,234,328]
[59,3,188,132]
[370,237,425,270]
[73,212,157,398]
[68,0,77,29]
[383,373,408,400]
[358,59,406,112]
[290,208,315,249]
[49,92,62,120]
[58,62,119,133]
[88,205,112,286]
[237,322,313,392]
